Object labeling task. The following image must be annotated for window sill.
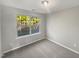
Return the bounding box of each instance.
[16,32,41,39]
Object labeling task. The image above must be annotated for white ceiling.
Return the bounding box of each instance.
[1,0,79,14]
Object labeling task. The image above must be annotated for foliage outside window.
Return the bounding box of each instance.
[16,15,40,36]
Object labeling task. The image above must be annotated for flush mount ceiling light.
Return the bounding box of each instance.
[40,0,56,13]
[41,0,49,7]
[40,0,56,8]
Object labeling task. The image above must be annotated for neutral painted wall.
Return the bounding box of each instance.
[2,5,46,54]
[47,6,79,53]
[0,1,1,57]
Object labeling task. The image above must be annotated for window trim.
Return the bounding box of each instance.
[16,15,41,39]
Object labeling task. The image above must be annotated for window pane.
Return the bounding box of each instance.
[16,15,30,36]
[31,17,40,34]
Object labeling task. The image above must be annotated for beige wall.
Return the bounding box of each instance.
[0,6,1,57]
[47,6,79,53]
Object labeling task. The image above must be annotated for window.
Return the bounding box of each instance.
[31,17,40,34]
[16,15,40,37]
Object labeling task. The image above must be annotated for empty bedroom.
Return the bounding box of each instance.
[0,0,79,58]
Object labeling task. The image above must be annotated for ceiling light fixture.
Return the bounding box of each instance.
[40,0,56,8]
[41,0,49,7]
[40,0,56,13]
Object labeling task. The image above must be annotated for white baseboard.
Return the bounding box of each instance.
[3,38,45,54]
[3,38,79,56]
[48,38,79,55]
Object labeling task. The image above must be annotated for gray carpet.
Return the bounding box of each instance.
[3,39,79,58]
